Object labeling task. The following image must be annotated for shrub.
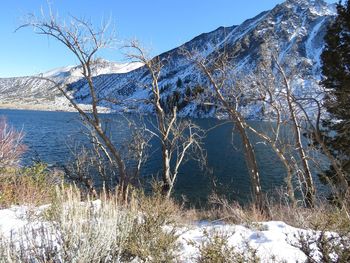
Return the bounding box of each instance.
[121,191,180,262]
[0,163,61,208]
[194,229,260,263]
[292,211,350,263]
[0,186,181,262]
[0,117,26,168]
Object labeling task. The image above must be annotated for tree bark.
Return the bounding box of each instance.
[275,58,315,208]
[199,62,264,211]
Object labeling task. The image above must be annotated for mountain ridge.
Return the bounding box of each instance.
[0,0,336,117]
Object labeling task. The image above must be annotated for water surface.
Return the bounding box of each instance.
[1,109,291,204]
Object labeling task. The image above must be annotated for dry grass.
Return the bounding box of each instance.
[0,180,349,262]
[1,166,348,232]
[0,185,182,263]
[0,166,349,262]
[120,190,181,262]
[0,163,62,209]
[186,192,350,232]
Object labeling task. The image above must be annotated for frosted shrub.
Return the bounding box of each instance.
[120,191,180,262]
[0,186,181,262]
[294,226,350,262]
[0,186,135,262]
[194,229,260,263]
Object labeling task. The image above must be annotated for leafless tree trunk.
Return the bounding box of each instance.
[186,51,264,211]
[125,41,205,198]
[244,112,297,206]
[288,76,349,210]
[245,49,317,208]
[272,55,316,208]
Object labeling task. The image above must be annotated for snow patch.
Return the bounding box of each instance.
[0,205,334,263]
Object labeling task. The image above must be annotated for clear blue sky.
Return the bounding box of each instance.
[0,0,336,77]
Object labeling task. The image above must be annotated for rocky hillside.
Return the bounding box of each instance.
[0,0,336,117]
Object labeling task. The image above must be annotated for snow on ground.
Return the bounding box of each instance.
[0,205,315,262]
[177,221,309,262]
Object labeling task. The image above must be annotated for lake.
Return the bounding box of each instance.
[1,108,293,205]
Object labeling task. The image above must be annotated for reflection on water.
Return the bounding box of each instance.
[1,108,297,204]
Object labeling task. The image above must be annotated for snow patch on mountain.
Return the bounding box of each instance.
[42,60,143,79]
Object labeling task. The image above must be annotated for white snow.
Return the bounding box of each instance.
[309,1,337,16]
[177,221,310,262]
[93,61,144,75]
[42,66,76,78]
[305,17,327,76]
[41,61,143,79]
[0,205,325,262]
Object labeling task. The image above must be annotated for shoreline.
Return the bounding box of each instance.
[0,103,112,113]
[0,103,75,112]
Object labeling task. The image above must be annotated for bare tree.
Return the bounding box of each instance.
[0,117,26,169]
[267,53,349,208]
[270,54,316,208]
[125,41,205,198]
[185,45,318,209]
[229,48,316,208]
[185,50,265,211]
[298,96,349,203]
[19,10,147,195]
[63,145,98,197]
[248,46,333,208]
[241,67,298,206]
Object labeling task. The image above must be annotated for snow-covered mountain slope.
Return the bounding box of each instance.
[42,59,143,79]
[0,60,143,111]
[0,0,336,116]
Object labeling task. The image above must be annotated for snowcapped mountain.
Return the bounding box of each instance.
[0,60,143,111]
[0,0,336,116]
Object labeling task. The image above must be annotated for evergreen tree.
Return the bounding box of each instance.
[320,0,350,189]
[176,77,183,88]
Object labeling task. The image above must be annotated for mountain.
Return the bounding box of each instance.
[0,60,143,111]
[0,0,336,117]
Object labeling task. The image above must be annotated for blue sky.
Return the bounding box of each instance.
[0,0,336,77]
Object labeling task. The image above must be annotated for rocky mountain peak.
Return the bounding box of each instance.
[285,0,327,7]
[281,0,335,16]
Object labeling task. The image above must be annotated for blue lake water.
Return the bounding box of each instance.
[1,108,293,204]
